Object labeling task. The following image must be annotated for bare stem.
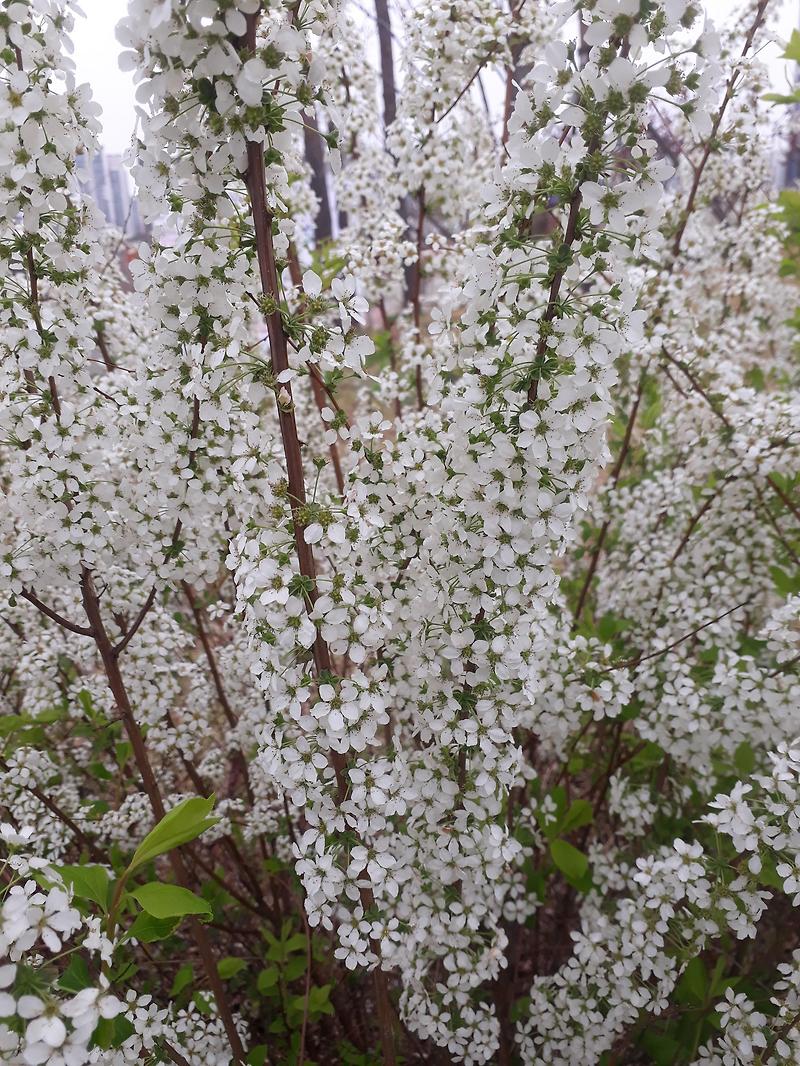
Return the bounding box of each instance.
[79,569,247,1064]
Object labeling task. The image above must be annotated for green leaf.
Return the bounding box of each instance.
[246,1047,268,1066]
[88,761,113,781]
[284,955,307,982]
[257,967,279,994]
[127,796,219,874]
[709,954,728,997]
[597,614,618,641]
[115,741,132,768]
[640,396,662,429]
[171,964,194,997]
[266,931,307,963]
[744,367,766,392]
[307,984,334,1016]
[559,799,594,835]
[756,855,785,890]
[58,954,93,993]
[763,90,800,104]
[0,714,26,737]
[218,956,247,980]
[550,839,589,881]
[193,991,212,1015]
[77,689,100,721]
[641,1032,682,1066]
[129,882,212,921]
[620,700,640,722]
[734,741,756,778]
[127,911,181,943]
[34,705,67,725]
[58,865,111,911]
[783,29,800,61]
[91,1015,136,1051]
[769,566,800,597]
[675,956,707,1006]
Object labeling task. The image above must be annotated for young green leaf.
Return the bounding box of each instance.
[640,1031,682,1066]
[58,954,93,993]
[127,911,181,943]
[127,795,219,874]
[550,839,589,881]
[783,29,800,62]
[257,967,279,994]
[57,864,111,911]
[307,984,334,1016]
[171,964,195,997]
[675,956,707,1006]
[734,741,756,778]
[217,956,247,980]
[559,799,594,835]
[129,882,212,920]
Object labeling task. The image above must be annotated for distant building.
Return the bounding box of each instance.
[75,150,148,240]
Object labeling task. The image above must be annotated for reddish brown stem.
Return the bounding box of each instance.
[572,373,645,624]
[670,0,769,258]
[598,598,751,674]
[20,588,94,637]
[241,19,397,1060]
[243,138,334,688]
[286,248,347,495]
[79,569,247,1064]
[113,586,157,655]
[0,757,103,862]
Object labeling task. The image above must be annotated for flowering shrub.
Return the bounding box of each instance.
[1,0,799,1062]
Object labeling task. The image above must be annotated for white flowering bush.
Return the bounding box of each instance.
[1,0,799,1062]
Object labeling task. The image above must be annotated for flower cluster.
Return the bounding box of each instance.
[0,0,798,1063]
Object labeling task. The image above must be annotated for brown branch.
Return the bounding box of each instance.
[243,139,333,680]
[241,37,348,800]
[572,372,646,624]
[20,589,94,637]
[669,490,719,565]
[767,474,800,527]
[755,486,800,567]
[95,328,115,371]
[528,182,591,406]
[163,1042,193,1066]
[286,249,347,494]
[181,583,237,729]
[501,65,516,148]
[670,0,769,257]
[597,599,751,673]
[79,568,247,1064]
[112,586,157,656]
[297,904,313,1066]
[0,757,104,862]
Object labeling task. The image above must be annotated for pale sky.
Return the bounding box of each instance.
[71,0,799,160]
[72,0,137,155]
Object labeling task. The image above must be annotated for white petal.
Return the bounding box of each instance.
[17,996,44,1020]
[304,523,323,545]
[302,270,322,297]
[27,1014,67,1048]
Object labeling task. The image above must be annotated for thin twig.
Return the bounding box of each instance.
[20,589,94,637]
[597,600,751,674]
